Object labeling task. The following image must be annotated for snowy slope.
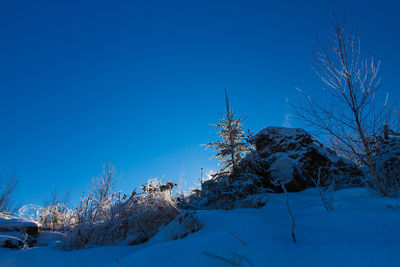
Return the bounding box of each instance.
[1,188,399,267]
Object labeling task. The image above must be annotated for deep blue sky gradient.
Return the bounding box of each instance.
[1,0,399,205]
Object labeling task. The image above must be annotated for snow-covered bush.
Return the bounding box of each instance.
[63,176,180,250]
[34,191,74,231]
[37,203,74,231]
[373,137,400,195]
[237,194,269,209]
[198,173,264,210]
[175,188,202,210]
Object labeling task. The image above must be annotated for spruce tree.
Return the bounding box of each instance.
[203,88,250,174]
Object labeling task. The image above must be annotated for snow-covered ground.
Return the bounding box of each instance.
[1,188,399,267]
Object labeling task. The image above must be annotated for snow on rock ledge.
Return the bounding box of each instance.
[254,127,313,155]
[0,218,39,236]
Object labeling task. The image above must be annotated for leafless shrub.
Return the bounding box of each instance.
[0,173,18,213]
[63,168,180,250]
[289,15,397,196]
[63,164,121,249]
[311,168,335,211]
[37,190,74,231]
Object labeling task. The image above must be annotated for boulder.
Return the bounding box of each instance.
[0,235,24,249]
[0,218,39,236]
[186,127,365,209]
[237,127,364,192]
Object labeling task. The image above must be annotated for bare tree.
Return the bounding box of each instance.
[0,173,18,212]
[289,15,395,196]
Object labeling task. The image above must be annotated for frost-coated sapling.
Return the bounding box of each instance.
[202,88,251,175]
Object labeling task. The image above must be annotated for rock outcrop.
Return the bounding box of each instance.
[0,235,24,249]
[191,127,365,209]
[0,218,39,236]
[0,217,40,249]
[237,127,364,192]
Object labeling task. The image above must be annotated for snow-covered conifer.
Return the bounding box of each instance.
[203,88,250,174]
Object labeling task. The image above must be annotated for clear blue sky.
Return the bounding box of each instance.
[1,0,399,206]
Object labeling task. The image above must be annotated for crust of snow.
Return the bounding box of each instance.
[0,188,399,266]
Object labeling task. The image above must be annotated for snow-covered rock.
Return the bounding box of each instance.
[268,154,296,186]
[237,127,364,192]
[0,217,39,236]
[254,127,313,154]
[183,127,365,209]
[0,235,24,249]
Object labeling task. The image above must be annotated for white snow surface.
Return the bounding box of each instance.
[0,187,399,267]
[255,127,308,139]
[268,154,296,186]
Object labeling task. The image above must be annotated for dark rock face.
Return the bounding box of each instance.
[237,127,364,192]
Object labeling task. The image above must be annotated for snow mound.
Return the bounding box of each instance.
[149,211,202,243]
[35,231,66,247]
[0,188,399,266]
